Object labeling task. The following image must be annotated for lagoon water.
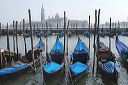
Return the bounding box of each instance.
[0,35,128,85]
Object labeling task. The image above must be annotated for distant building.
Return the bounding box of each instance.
[120,22,128,28]
[68,20,88,28]
[41,3,88,28]
[46,13,65,27]
[8,3,89,29]
[4,3,128,30]
[41,4,45,25]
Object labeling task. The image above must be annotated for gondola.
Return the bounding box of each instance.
[0,38,45,80]
[83,31,89,37]
[97,42,120,81]
[115,37,128,68]
[69,37,90,80]
[58,31,64,38]
[25,33,30,38]
[43,37,64,79]
[24,29,30,38]
[99,31,105,38]
[36,31,45,38]
[48,30,52,36]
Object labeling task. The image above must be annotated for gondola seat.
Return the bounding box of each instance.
[44,61,63,73]
[70,62,88,75]
[99,61,120,74]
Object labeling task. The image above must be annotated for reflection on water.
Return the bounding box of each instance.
[0,35,128,85]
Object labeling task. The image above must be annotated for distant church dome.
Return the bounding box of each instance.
[55,13,59,19]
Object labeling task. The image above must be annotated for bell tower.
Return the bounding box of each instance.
[41,4,45,24]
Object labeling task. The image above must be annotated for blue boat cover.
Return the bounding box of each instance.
[74,39,88,52]
[25,33,30,37]
[43,37,64,73]
[38,31,44,36]
[0,63,28,75]
[51,37,64,51]
[43,61,63,73]
[100,61,120,74]
[83,31,89,37]
[34,39,45,51]
[70,62,88,75]
[59,31,64,35]
[115,38,128,54]
[48,31,51,35]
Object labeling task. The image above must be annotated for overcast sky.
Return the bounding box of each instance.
[0,0,128,24]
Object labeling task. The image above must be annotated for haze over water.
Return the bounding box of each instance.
[0,0,128,24]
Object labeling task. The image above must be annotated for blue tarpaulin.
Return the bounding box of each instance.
[44,61,63,73]
[100,61,120,74]
[70,62,88,75]
[0,63,28,75]
[38,31,44,36]
[34,39,45,51]
[48,31,51,35]
[51,37,64,51]
[43,37,64,73]
[115,38,128,54]
[74,39,88,52]
[70,38,89,75]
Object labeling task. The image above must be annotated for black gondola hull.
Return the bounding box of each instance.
[0,58,40,81]
[70,67,89,82]
[98,65,118,81]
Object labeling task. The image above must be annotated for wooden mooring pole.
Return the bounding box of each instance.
[46,22,48,58]
[0,23,1,36]
[118,21,120,35]
[64,11,66,58]
[15,21,19,60]
[64,11,74,85]
[76,23,77,36]
[66,21,69,55]
[41,23,44,37]
[89,15,91,52]
[114,22,117,36]
[96,9,100,75]
[57,23,58,37]
[7,23,11,65]
[13,21,16,52]
[28,9,36,72]
[23,19,27,54]
[109,17,111,50]
[33,24,36,37]
[92,10,97,76]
